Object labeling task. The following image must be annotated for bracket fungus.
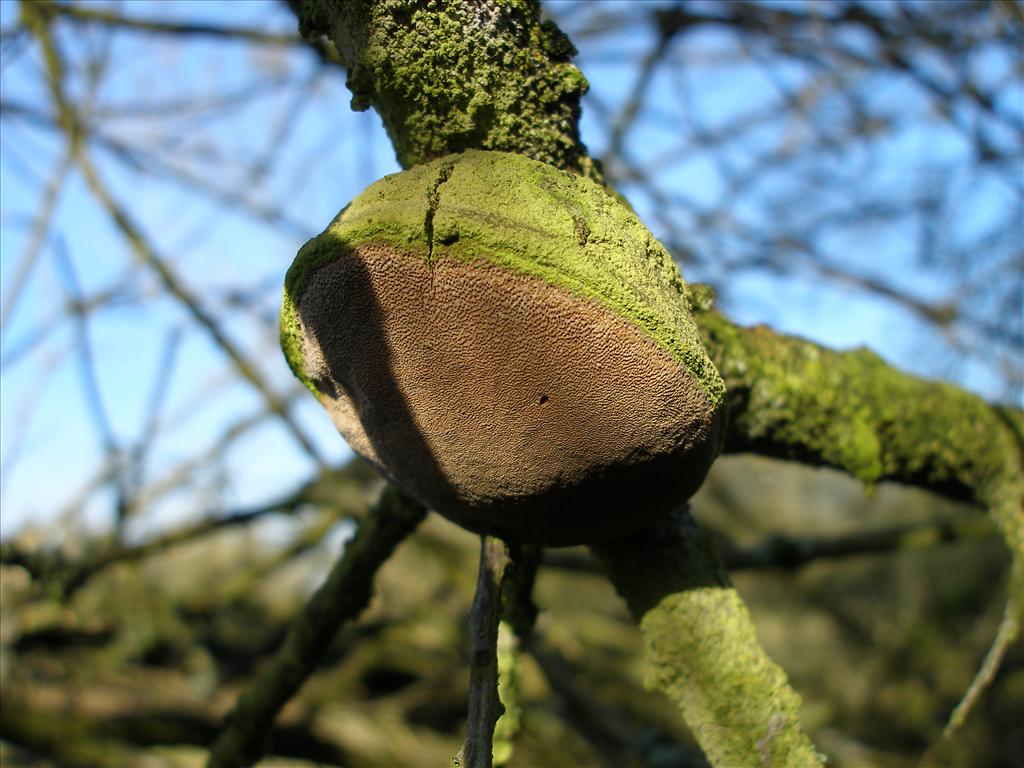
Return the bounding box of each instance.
[281,150,725,545]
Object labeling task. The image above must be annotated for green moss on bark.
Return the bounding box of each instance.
[592,509,823,767]
[281,2,1024,761]
[297,0,592,175]
[692,293,1023,549]
[692,289,1024,659]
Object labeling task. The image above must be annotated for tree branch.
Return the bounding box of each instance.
[294,0,596,177]
[0,463,367,597]
[492,544,539,766]
[689,286,1023,559]
[591,507,823,767]
[42,2,305,47]
[243,0,1020,761]
[206,486,426,768]
[691,285,1024,736]
[454,536,513,768]
[304,2,823,764]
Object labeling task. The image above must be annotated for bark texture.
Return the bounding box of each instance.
[455,536,512,768]
[297,0,596,177]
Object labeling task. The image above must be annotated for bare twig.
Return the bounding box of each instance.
[74,153,327,465]
[2,459,375,597]
[51,238,130,526]
[22,4,327,467]
[3,484,300,596]
[127,327,183,494]
[943,597,1020,737]
[2,97,314,236]
[42,3,305,47]
[0,152,71,329]
[454,536,513,768]
[44,0,351,68]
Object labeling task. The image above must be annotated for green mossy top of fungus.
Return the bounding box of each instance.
[281,149,724,409]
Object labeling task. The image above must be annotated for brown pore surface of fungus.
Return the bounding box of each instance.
[284,150,724,546]
[296,248,719,546]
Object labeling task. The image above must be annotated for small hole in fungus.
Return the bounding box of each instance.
[538,394,549,405]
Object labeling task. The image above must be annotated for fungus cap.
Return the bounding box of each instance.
[281,150,725,545]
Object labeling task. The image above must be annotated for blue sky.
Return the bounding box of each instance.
[1,0,1020,538]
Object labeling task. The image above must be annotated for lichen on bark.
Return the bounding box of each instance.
[298,0,593,176]
[689,286,1023,567]
[591,508,823,768]
[690,286,1024,724]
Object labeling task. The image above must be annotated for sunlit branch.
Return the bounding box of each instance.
[454,536,512,768]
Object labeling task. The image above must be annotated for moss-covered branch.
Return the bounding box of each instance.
[295,0,595,176]
[206,487,426,768]
[691,286,1024,735]
[591,506,822,767]
[692,288,1022,509]
[690,286,1023,570]
[295,1,821,763]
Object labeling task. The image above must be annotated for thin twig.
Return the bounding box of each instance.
[44,3,305,47]
[74,152,327,466]
[127,327,183,498]
[454,536,513,768]
[942,596,1020,738]
[491,544,539,767]
[2,488,300,596]
[0,152,71,329]
[3,97,313,236]
[51,238,130,530]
